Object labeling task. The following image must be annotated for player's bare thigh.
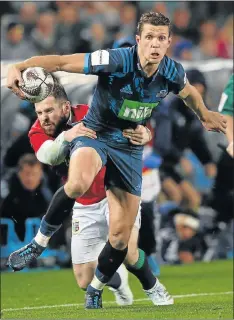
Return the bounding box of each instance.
[65,147,102,198]
[107,187,140,250]
[73,261,97,290]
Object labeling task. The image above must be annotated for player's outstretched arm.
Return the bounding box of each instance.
[178,81,227,134]
[7,54,86,98]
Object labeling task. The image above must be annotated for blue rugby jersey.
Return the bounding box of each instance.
[82,45,186,145]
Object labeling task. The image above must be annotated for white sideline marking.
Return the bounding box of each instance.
[2,291,233,312]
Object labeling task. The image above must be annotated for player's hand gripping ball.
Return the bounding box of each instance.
[19,67,54,103]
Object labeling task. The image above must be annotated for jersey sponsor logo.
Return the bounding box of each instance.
[72,218,80,235]
[91,50,109,66]
[120,84,133,94]
[156,89,167,98]
[118,99,159,122]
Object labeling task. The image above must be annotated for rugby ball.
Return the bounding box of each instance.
[19,67,54,103]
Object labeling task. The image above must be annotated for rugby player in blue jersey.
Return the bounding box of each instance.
[7,12,226,309]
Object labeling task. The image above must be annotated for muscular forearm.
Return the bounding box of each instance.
[182,86,209,121]
[15,54,86,73]
[36,132,69,166]
[178,82,209,121]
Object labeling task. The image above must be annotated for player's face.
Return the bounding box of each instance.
[35,96,70,137]
[136,24,171,64]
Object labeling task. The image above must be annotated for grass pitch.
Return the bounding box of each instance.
[1,260,233,319]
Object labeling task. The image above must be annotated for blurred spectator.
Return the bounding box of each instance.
[78,2,102,27]
[1,22,38,60]
[118,3,137,38]
[0,154,53,241]
[19,2,38,39]
[192,38,218,60]
[153,69,217,210]
[172,7,199,44]
[9,1,51,13]
[217,15,233,59]
[151,2,169,17]
[173,39,194,60]
[89,22,112,51]
[77,22,112,52]
[30,11,57,55]
[157,208,207,264]
[55,4,85,54]
[95,2,122,34]
[199,20,217,40]
[192,20,219,60]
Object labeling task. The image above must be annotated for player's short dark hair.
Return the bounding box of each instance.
[18,153,41,171]
[49,75,69,102]
[137,11,172,36]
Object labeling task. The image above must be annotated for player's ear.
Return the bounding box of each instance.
[63,101,71,114]
[135,34,140,45]
[167,36,172,47]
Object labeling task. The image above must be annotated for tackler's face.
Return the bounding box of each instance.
[35,96,70,137]
[136,24,171,65]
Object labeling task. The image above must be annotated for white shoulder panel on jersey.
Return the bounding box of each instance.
[36,131,69,166]
[91,50,109,66]
[218,92,228,112]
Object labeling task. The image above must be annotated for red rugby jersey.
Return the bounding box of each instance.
[28,104,106,205]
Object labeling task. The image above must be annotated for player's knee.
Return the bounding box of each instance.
[109,225,132,250]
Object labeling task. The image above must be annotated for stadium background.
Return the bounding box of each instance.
[0,1,233,270]
[0,2,233,319]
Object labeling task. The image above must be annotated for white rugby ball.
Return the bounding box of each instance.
[19,67,54,103]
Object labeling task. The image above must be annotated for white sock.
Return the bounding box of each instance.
[34,230,50,247]
[90,275,106,290]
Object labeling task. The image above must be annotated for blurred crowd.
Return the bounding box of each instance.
[0,1,233,271]
[1,1,233,61]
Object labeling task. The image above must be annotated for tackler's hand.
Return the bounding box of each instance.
[64,122,97,142]
[123,125,152,146]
